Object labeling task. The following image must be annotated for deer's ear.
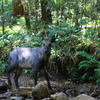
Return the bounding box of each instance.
[51,37,55,43]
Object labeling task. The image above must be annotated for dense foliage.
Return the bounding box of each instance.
[0,0,100,85]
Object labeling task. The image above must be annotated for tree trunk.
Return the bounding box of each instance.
[98,26,100,38]
[1,0,5,34]
[74,1,80,29]
[24,17,31,30]
[34,0,39,32]
[5,0,8,4]
[97,0,100,12]
[12,0,24,17]
[21,0,31,31]
[12,0,31,31]
[41,0,52,24]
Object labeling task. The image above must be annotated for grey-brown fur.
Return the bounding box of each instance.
[7,37,55,90]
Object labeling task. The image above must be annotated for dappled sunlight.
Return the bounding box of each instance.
[0,0,100,99]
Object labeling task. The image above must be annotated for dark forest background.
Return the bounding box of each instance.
[0,0,100,85]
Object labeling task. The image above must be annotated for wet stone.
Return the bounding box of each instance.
[0,81,7,93]
[32,83,48,98]
[11,96,25,100]
[50,92,68,100]
[76,94,97,100]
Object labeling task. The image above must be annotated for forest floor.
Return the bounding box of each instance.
[0,73,99,99]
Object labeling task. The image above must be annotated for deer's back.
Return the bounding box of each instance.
[9,47,45,69]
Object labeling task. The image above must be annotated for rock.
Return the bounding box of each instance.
[65,81,72,85]
[11,97,18,100]
[32,83,48,98]
[4,91,13,96]
[0,81,7,93]
[97,95,100,99]
[15,97,25,100]
[0,94,7,99]
[0,91,13,99]
[65,81,75,89]
[20,94,29,99]
[11,96,25,100]
[68,97,77,100]
[90,91,100,98]
[76,94,97,100]
[76,85,92,95]
[90,86,100,98]
[79,86,92,95]
[65,89,72,97]
[50,92,68,100]
[42,97,51,100]
[66,89,78,97]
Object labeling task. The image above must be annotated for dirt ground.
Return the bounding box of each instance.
[0,73,99,99]
[0,73,67,94]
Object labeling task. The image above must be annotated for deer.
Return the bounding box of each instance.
[7,37,55,91]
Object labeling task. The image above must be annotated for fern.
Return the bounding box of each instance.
[79,58,99,69]
[79,61,90,70]
[75,51,93,60]
[75,51,100,84]
[94,68,100,86]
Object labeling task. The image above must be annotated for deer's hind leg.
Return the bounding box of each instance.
[7,65,16,86]
[14,68,23,89]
